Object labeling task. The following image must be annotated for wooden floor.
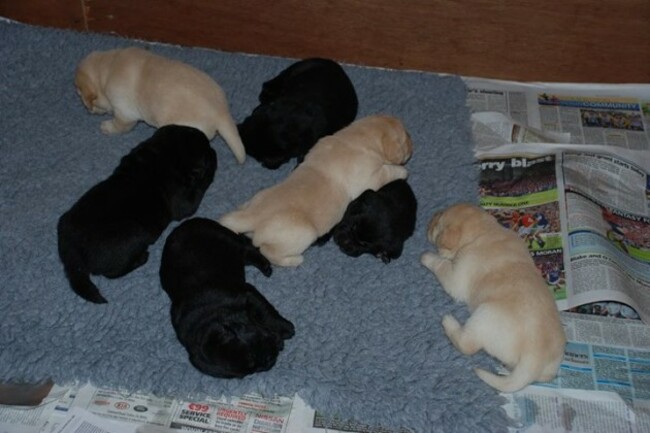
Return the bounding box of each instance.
[1,0,649,83]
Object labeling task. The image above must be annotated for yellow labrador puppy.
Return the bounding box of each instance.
[420,203,565,392]
[219,115,412,266]
[75,47,246,164]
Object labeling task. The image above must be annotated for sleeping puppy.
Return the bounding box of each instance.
[325,179,417,263]
[219,115,412,267]
[238,57,358,169]
[159,218,295,378]
[57,125,217,304]
[420,203,566,392]
[75,47,246,164]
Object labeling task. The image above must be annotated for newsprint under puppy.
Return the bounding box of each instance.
[57,125,216,304]
[328,179,417,263]
[219,115,413,267]
[420,203,566,392]
[238,57,358,169]
[75,47,246,163]
[159,218,295,378]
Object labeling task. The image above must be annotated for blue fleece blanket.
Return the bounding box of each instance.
[0,19,508,433]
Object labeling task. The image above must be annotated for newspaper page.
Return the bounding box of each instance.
[504,312,650,433]
[464,78,650,150]
[469,77,650,322]
[477,143,650,322]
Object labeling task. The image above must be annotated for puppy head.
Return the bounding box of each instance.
[140,126,217,219]
[427,203,493,254]
[174,284,295,379]
[374,115,413,165]
[239,99,326,169]
[332,191,403,263]
[74,51,112,114]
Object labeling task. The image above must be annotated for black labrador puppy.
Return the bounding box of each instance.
[160,218,295,378]
[57,125,216,304]
[238,57,358,169]
[322,179,417,263]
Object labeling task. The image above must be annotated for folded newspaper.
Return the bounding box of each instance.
[466,78,650,324]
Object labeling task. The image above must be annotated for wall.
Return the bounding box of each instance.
[1,0,649,83]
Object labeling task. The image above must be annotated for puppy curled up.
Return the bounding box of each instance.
[420,203,566,392]
[159,218,295,378]
[238,57,358,169]
[57,125,216,304]
[219,115,413,267]
[75,46,246,163]
[324,179,417,263]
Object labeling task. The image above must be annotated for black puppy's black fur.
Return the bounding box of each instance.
[323,179,417,263]
[57,125,217,304]
[238,57,358,169]
[160,218,295,379]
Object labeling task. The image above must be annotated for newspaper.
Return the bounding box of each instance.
[465,78,650,150]
[505,312,650,433]
[0,382,406,433]
[469,78,650,324]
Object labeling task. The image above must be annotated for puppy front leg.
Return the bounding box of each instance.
[101,115,137,135]
[421,252,453,281]
[374,164,408,189]
[259,243,304,267]
[420,252,460,300]
[442,314,481,356]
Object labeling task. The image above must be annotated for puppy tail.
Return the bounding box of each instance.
[64,265,108,304]
[474,355,542,393]
[216,115,247,164]
[58,219,108,304]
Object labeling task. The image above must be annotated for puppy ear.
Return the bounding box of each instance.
[245,287,295,339]
[426,212,442,243]
[74,70,97,109]
[437,224,461,251]
[380,119,412,164]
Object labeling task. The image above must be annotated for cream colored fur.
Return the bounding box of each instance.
[74,47,246,163]
[420,203,566,392]
[219,115,413,266]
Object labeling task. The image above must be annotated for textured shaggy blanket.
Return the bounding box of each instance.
[0,20,509,433]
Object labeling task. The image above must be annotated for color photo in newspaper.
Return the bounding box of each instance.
[479,154,567,302]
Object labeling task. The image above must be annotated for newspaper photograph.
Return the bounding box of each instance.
[479,153,568,302]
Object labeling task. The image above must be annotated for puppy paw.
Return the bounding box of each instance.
[101,119,121,135]
[273,255,304,267]
[442,314,461,335]
[101,118,136,135]
[420,252,442,270]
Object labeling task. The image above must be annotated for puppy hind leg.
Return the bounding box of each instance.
[442,314,482,356]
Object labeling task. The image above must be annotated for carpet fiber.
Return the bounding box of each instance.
[0,20,508,433]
